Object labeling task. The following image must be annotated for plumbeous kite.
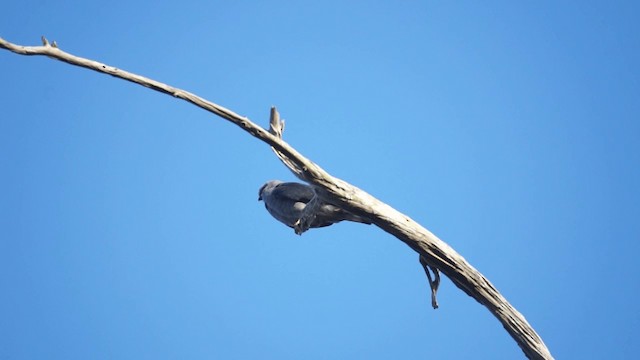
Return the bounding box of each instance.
[258,180,441,308]
[258,180,371,230]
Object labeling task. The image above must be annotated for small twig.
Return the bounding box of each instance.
[420,255,441,309]
[268,107,306,181]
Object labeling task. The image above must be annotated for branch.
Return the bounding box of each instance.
[0,36,554,360]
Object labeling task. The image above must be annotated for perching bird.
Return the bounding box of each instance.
[258,180,440,308]
[258,180,371,230]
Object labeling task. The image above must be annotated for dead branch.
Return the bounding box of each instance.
[0,36,553,359]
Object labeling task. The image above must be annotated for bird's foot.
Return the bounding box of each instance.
[294,195,320,235]
[294,218,310,235]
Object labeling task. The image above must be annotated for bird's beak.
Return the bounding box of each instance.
[258,195,262,201]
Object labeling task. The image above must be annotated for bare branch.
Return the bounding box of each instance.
[0,36,554,359]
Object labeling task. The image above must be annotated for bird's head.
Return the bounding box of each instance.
[258,180,282,201]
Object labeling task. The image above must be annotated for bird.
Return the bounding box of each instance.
[258,180,440,308]
[258,180,371,230]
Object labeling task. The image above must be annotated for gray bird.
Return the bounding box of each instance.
[258,180,440,308]
[258,180,371,230]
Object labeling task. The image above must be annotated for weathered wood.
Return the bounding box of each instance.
[0,36,554,359]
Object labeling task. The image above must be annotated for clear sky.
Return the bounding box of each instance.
[2,1,639,359]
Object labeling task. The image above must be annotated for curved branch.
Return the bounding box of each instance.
[0,36,554,360]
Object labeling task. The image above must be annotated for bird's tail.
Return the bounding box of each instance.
[343,212,372,225]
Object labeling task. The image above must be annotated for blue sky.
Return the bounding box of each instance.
[2,1,639,359]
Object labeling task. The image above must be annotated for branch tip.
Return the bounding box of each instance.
[268,106,284,138]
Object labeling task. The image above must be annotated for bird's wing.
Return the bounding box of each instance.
[271,182,315,203]
[273,182,371,225]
